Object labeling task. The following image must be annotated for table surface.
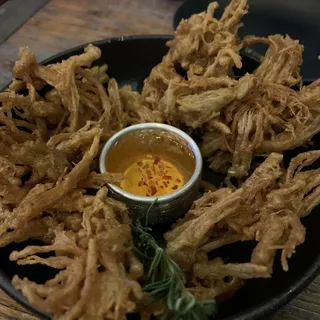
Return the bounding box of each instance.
[0,0,319,319]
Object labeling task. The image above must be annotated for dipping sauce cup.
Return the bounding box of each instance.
[99,123,202,225]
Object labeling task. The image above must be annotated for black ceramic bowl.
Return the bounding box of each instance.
[1,36,320,320]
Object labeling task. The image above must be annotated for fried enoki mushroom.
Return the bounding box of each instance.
[200,33,310,179]
[165,150,320,298]
[0,42,148,320]
[141,0,320,180]
[11,190,143,320]
[142,0,248,126]
[3,44,155,142]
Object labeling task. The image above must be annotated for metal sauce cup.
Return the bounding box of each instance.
[99,123,202,225]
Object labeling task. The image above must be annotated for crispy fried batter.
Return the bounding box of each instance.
[194,258,270,280]
[165,188,244,271]
[166,151,319,288]
[142,0,248,126]
[141,0,320,180]
[0,42,145,320]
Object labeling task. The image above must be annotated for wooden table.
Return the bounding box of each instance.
[0,0,319,319]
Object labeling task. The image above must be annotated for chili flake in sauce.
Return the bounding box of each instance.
[120,154,185,197]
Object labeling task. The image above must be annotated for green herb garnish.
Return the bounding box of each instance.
[128,201,218,320]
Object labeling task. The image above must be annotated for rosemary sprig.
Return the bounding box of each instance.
[129,202,218,320]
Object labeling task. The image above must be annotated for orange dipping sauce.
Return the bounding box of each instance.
[120,154,184,197]
[105,128,195,198]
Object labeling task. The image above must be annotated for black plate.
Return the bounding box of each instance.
[1,36,320,320]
